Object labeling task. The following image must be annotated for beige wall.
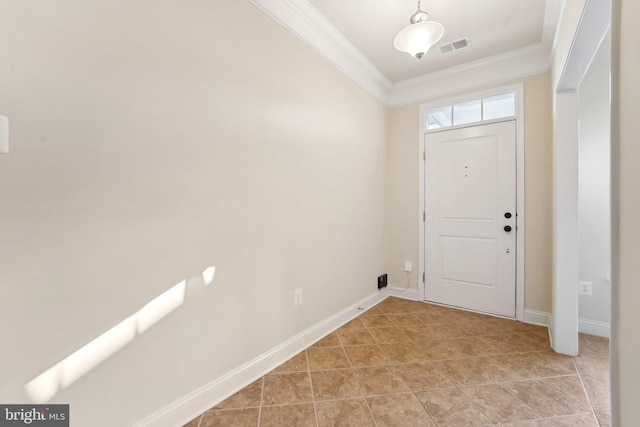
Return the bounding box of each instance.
[387,73,553,313]
[612,0,640,423]
[386,105,421,290]
[578,32,611,326]
[0,1,387,425]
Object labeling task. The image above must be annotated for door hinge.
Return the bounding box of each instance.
[423,151,426,161]
[422,272,425,283]
[423,211,426,222]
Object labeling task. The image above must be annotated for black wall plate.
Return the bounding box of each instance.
[378,274,388,289]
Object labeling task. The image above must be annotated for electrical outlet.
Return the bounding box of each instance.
[404,261,413,272]
[294,288,303,305]
[579,281,593,296]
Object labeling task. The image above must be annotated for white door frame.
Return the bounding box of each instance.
[552,0,611,356]
[418,83,526,321]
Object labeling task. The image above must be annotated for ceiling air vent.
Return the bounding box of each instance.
[438,37,471,55]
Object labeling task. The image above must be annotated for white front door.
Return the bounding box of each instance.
[425,121,517,317]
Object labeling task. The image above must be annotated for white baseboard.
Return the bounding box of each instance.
[133,291,387,427]
[383,285,419,301]
[579,318,610,338]
[523,309,551,327]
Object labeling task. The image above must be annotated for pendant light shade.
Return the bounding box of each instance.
[394,1,444,59]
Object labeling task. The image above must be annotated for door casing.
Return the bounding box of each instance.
[418,83,526,321]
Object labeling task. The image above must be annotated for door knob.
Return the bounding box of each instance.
[504,212,512,218]
[504,225,512,232]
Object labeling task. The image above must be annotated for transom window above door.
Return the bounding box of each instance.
[426,92,516,130]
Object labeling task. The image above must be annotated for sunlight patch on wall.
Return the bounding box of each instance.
[137,281,186,333]
[202,266,216,286]
[24,267,216,403]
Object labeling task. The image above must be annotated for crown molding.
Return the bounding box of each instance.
[249,0,559,107]
[248,0,392,104]
[543,0,564,46]
[387,42,552,106]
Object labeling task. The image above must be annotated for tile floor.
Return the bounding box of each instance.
[183,297,609,427]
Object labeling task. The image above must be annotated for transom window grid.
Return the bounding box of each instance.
[426,92,516,130]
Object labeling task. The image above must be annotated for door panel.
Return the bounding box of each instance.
[425,121,516,317]
[440,137,495,220]
[440,236,495,286]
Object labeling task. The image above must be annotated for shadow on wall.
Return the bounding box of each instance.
[24,266,217,403]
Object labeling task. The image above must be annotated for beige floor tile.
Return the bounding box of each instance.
[457,317,506,336]
[393,362,454,392]
[393,298,422,308]
[360,314,395,328]
[315,399,376,427]
[489,352,576,381]
[361,307,384,316]
[444,337,495,357]
[480,355,538,382]
[314,333,342,348]
[199,408,259,427]
[460,384,538,423]
[579,333,609,358]
[400,300,432,313]
[397,324,440,341]
[579,372,610,427]
[259,403,316,427]
[412,311,450,324]
[542,375,592,408]
[182,299,609,427]
[311,368,363,401]
[340,318,367,332]
[344,344,389,367]
[379,342,425,364]
[214,378,263,410]
[413,339,469,360]
[377,300,410,314]
[367,326,411,344]
[182,416,201,427]
[428,323,474,339]
[307,347,351,370]
[502,379,591,418]
[271,351,309,373]
[262,372,313,406]
[424,307,465,323]
[575,355,609,378]
[436,357,503,386]
[506,332,552,351]
[576,333,610,427]
[520,351,577,377]
[537,350,578,372]
[385,312,425,326]
[479,334,532,354]
[495,413,599,426]
[415,387,492,427]
[367,394,436,426]
[509,322,549,336]
[336,329,377,346]
[447,309,489,323]
[353,366,411,396]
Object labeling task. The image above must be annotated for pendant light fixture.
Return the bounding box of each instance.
[394,0,444,59]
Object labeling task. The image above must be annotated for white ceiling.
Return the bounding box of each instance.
[305,0,556,83]
[249,0,562,105]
